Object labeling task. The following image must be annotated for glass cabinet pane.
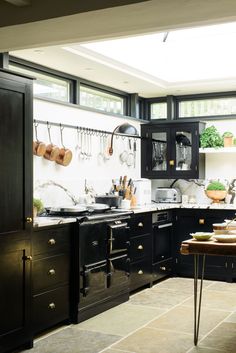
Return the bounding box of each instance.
[152,132,167,171]
[175,131,192,171]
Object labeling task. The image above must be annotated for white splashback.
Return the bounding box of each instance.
[33,99,141,206]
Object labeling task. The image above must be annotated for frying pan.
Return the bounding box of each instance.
[87,203,110,213]
[45,205,87,216]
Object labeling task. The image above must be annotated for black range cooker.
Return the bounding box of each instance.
[42,206,132,323]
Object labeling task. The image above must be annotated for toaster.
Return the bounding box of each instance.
[155,187,182,203]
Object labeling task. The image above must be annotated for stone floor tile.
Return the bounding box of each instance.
[199,322,236,353]
[129,286,192,309]
[207,281,236,293]
[188,346,226,353]
[153,277,213,294]
[113,327,193,353]
[78,303,165,336]
[183,289,236,311]
[101,349,135,353]
[147,305,230,337]
[225,312,236,322]
[21,328,120,353]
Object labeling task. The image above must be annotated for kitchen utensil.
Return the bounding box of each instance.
[103,135,110,161]
[33,123,46,157]
[119,139,128,164]
[126,138,134,167]
[133,139,136,168]
[44,122,60,161]
[190,232,213,241]
[56,125,73,166]
[45,205,87,216]
[87,203,110,213]
[213,234,236,243]
[95,195,122,208]
[98,135,104,164]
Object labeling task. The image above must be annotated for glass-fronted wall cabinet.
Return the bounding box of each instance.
[141,121,205,179]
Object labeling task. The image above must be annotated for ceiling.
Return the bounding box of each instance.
[11,21,236,98]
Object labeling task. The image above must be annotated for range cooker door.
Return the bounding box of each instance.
[108,221,130,256]
[108,254,130,290]
[80,261,107,303]
[79,221,107,265]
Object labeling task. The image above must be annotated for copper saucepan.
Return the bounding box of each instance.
[44,122,60,161]
[33,123,46,157]
[56,125,73,166]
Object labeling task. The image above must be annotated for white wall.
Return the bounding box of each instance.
[33,99,141,206]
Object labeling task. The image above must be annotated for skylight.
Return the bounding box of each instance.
[79,22,236,83]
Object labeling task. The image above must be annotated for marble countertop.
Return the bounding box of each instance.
[33,216,77,228]
[131,202,236,213]
[34,203,236,227]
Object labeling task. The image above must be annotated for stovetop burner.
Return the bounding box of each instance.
[40,207,133,222]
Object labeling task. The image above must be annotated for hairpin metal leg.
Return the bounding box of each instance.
[194,254,206,346]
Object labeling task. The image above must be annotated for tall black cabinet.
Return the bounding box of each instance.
[0,70,33,353]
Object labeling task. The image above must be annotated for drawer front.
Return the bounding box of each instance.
[153,258,172,282]
[130,258,152,292]
[130,234,151,262]
[33,226,70,256]
[33,254,69,293]
[130,214,152,237]
[33,286,69,333]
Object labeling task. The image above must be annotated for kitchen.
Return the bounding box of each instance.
[1,0,234,352]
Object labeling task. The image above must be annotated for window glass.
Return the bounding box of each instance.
[80,85,124,114]
[179,97,236,117]
[9,63,70,102]
[150,102,167,119]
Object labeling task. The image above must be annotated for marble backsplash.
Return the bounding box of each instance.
[34,177,236,208]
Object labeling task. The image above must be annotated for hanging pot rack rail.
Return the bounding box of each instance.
[33,119,141,139]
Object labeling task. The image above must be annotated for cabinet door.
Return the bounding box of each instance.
[0,74,33,235]
[171,124,198,179]
[0,72,33,352]
[0,237,31,352]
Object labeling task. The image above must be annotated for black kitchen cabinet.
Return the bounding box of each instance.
[0,70,33,353]
[152,211,174,281]
[175,209,236,281]
[32,224,72,334]
[141,121,205,179]
[129,213,152,291]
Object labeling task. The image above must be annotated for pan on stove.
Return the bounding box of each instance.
[45,205,88,216]
[87,203,110,213]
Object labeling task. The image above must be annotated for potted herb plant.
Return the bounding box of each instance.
[222,131,234,147]
[200,126,223,148]
[205,181,227,203]
[33,198,44,217]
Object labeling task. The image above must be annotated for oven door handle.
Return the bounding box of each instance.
[157,222,173,229]
[81,269,90,297]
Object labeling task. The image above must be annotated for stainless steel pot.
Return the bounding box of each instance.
[95,195,122,208]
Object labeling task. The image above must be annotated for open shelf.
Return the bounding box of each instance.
[199,147,236,154]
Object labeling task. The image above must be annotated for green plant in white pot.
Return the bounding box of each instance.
[33,198,44,217]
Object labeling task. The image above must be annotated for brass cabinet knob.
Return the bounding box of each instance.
[24,255,33,261]
[48,302,56,310]
[199,219,205,225]
[48,238,56,245]
[169,160,175,166]
[138,270,143,275]
[48,269,56,276]
[26,217,33,223]
[160,266,166,271]
[137,245,144,250]
[138,222,143,228]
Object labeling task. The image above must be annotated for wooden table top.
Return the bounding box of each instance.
[180,239,236,256]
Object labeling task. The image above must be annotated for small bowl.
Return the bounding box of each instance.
[190,232,214,241]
